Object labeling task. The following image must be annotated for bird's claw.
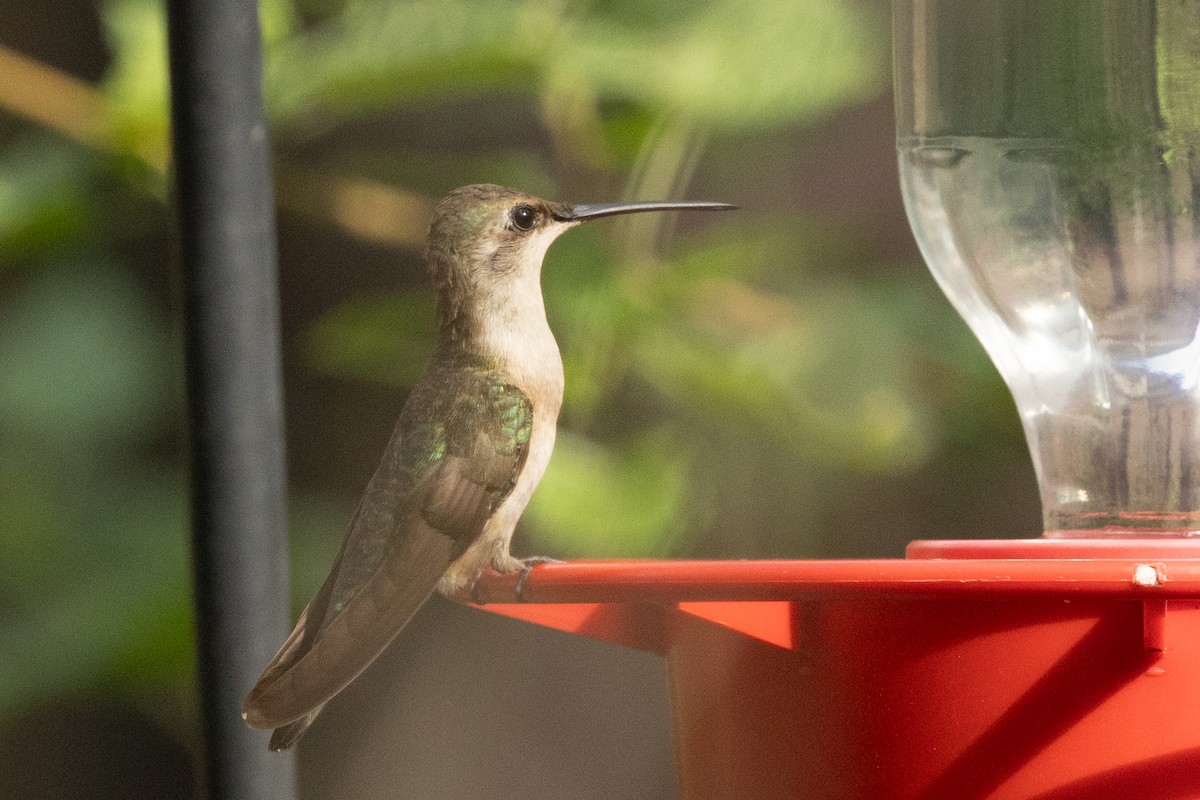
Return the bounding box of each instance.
[514,556,562,601]
[469,575,485,605]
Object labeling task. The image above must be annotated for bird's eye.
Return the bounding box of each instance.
[511,205,537,231]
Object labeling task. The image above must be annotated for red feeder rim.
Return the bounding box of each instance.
[470,539,1200,654]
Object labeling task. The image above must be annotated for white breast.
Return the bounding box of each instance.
[482,303,564,544]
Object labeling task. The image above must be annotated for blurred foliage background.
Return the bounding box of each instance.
[0,0,1039,797]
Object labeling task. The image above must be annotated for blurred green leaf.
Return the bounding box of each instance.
[556,0,886,131]
[0,263,171,445]
[542,230,647,423]
[526,430,695,557]
[100,0,171,170]
[305,289,435,387]
[329,149,560,203]
[633,323,931,473]
[100,0,295,174]
[0,138,93,260]
[267,0,885,137]
[267,0,547,124]
[0,466,72,601]
[0,472,189,716]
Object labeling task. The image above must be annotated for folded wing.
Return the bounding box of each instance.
[241,369,532,747]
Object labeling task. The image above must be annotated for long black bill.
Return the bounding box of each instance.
[556,200,737,222]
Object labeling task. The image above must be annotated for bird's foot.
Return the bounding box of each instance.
[464,570,491,605]
[514,556,563,601]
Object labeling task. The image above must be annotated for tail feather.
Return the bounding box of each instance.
[243,516,458,735]
[268,707,323,751]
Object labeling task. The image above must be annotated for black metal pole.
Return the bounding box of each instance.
[165,0,296,797]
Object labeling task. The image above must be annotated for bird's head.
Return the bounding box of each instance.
[424,185,574,299]
[424,183,733,341]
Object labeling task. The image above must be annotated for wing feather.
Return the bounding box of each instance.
[242,368,533,743]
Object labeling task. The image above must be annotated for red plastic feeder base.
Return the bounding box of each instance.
[472,540,1200,800]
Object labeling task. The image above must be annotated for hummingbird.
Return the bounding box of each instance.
[241,183,733,750]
